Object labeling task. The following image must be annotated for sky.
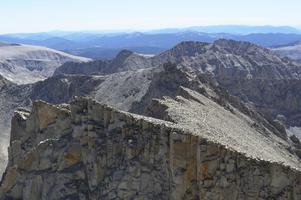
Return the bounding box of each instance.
[0,0,300,34]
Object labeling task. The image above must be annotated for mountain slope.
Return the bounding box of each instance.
[1,65,301,199]
[2,62,301,172]
[54,40,301,128]
[56,39,301,80]
[153,40,301,127]
[0,68,156,174]
[2,39,301,179]
[157,40,301,127]
[0,42,91,84]
[154,40,301,79]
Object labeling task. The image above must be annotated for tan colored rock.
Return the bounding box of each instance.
[19,151,39,171]
[0,167,19,194]
[59,145,81,170]
[1,97,301,200]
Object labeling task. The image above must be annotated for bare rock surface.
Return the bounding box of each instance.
[2,62,301,177]
[1,40,301,199]
[152,88,301,169]
[53,39,301,128]
[0,68,155,174]
[1,96,301,200]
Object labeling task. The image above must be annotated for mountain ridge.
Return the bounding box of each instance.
[1,39,301,199]
[53,39,301,129]
[1,80,301,199]
[0,42,91,84]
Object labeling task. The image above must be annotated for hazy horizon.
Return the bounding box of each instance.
[0,24,301,35]
[1,0,300,34]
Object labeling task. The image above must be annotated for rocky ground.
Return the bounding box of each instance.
[54,39,301,127]
[1,39,301,199]
[0,68,156,174]
[1,93,301,199]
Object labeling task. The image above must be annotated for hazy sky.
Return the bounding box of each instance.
[0,0,300,33]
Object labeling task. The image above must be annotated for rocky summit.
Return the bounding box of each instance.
[1,39,301,199]
[1,62,301,199]
[1,96,301,200]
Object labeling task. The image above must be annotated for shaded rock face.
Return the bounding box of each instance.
[220,78,301,126]
[0,74,106,175]
[1,98,301,200]
[0,69,152,146]
[29,75,106,104]
[156,40,301,128]
[0,81,32,175]
[0,67,168,175]
[157,41,301,127]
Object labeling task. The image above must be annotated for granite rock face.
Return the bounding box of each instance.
[1,97,301,200]
[0,66,159,175]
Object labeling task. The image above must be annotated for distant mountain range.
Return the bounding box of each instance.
[1,25,301,59]
[148,25,301,34]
